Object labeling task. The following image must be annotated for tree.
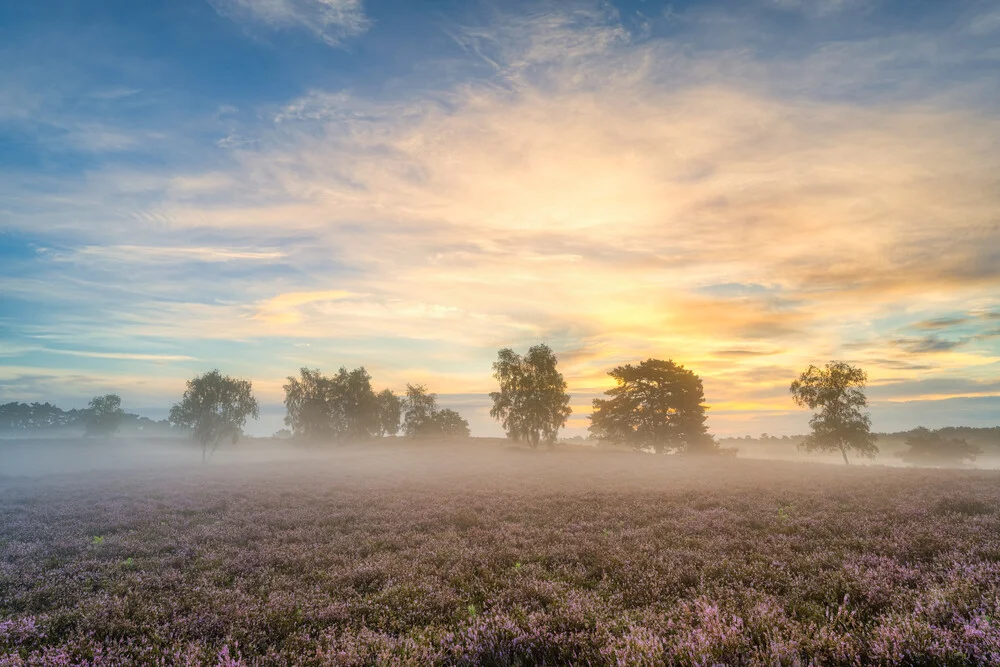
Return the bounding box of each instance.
[900,427,981,466]
[283,367,380,441]
[402,384,470,438]
[339,367,380,439]
[0,402,85,431]
[375,389,402,437]
[432,409,471,437]
[588,359,715,454]
[489,344,572,448]
[789,361,877,465]
[169,370,259,462]
[402,384,437,437]
[84,394,125,437]
[283,368,339,440]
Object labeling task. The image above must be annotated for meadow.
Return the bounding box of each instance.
[2,442,999,665]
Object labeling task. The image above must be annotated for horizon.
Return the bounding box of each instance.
[4,392,1000,441]
[2,0,999,439]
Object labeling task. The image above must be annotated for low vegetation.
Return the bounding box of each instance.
[1,448,998,665]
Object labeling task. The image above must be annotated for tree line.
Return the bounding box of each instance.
[0,397,182,437]
[6,346,985,466]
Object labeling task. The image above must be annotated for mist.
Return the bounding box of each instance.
[5,430,999,482]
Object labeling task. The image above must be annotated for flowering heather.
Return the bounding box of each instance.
[1,445,999,665]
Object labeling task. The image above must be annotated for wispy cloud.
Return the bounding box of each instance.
[75,245,287,263]
[208,0,370,46]
[913,317,970,331]
[768,0,873,16]
[45,350,196,362]
[2,1,999,435]
[891,336,968,354]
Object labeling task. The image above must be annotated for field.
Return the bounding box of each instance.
[2,442,1000,665]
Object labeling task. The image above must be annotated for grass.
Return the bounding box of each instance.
[1,444,999,665]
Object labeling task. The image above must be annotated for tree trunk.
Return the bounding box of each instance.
[529,431,539,449]
[840,446,850,465]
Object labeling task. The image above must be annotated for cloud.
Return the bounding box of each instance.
[913,317,970,330]
[964,7,1000,36]
[0,367,186,406]
[869,376,1000,401]
[44,349,196,362]
[0,342,42,357]
[451,3,629,84]
[209,0,370,46]
[891,336,967,354]
[3,2,1000,436]
[74,245,286,263]
[868,359,935,371]
[253,290,357,325]
[714,349,782,358]
[767,0,873,16]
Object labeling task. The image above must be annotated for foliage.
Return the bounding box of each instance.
[0,402,88,431]
[489,344,572,448]
[375,389,403,437]
[790,361,878,464]
[283,367,381,441]
[0,401,181,436]
[402,384,470,438]
[2,456,999,664]
[283,368,336,440]
[83,394,125,437]
[339,367,380,439]
[432,408,471,438]
[168,370,259,462]
[900,426,982,466]
[402,384,437,437]
[589,358,716,454]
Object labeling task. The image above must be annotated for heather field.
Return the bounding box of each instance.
[2,444,1000,665]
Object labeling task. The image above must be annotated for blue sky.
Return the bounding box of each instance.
[1,0,999,438]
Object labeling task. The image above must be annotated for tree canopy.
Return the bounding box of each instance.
[489,344,572,448]
[402,384,470,438]
[588,358,715,454]
[900,427,981,466]
[0,402,87,431]
[430,408,471,438]
[375,389,403,437]
[169,370,259,462]
[790,361,877,465]
[283,367,388,441]
[84,394,125,437]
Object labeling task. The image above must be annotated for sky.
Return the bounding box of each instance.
[1,0,999,438]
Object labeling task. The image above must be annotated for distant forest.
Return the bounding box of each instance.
[0,401,185,437]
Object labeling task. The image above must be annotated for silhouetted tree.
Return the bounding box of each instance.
[283,368,338,440]
[375,389,402,437]
[900,427,981,466]
[402,384,470,438]
[489,344,572,448]
[0,402,85,430]
[84,394,125,437]
[169,370,259,462]
[790,361,877,465]
[283,367,380,441]
[402,384,437,437]
[340,367,380,439]
[432,408,471,437]
[588,359,715,454]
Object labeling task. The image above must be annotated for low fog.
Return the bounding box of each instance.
[3,434,999,484]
